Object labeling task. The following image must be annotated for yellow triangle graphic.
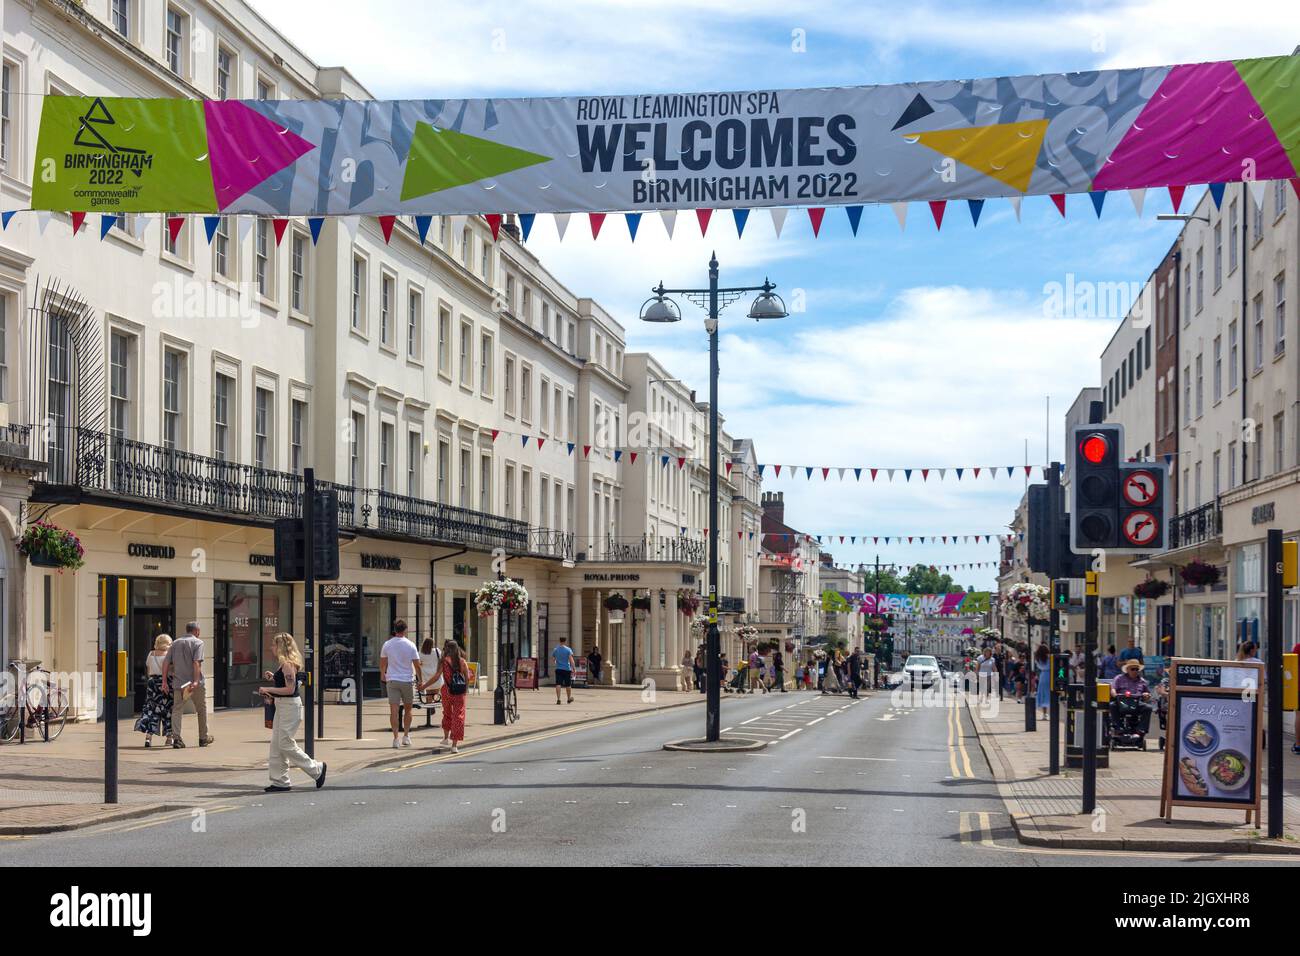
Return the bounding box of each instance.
[913,119,1049,194]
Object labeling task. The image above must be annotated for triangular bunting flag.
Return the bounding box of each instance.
[521,435,529,448]
[414,215,432,244]
[837,468,845,481]
[904,469,912,481]
[928,200,946,229]
[567,443,575,455]
[967,199,984,227]
[891,202,908,231]
[519,213,535,241]
[583,445,591,458]
[625,212,641,241]
[661,455,670,468]
[1008,196,1022,221]
[164,215,184,247]
[1250,179,1266,208]
[805,466,814,480]
[490,429,499,441]
[1209,183,1226,210]
[677,457,685,469]
[537,438,545,450]
[0,210,15,230]
[732,208,750,237]
[887,469,895,481]
[973,467,981,478]
[342,215,360,242]
[378,215,396,243]
[1050,193,1066,217]
[485,213,502,241]
[770,208,787,237]
[36,210,52,235]
[774,465,782,477]
[588,213,605,239]
[613,449,622,462]
[758,464,766,477]
[554,212,571,241]
[696,208,712,236]
[203,216,220,244]
[1168,184,1185,213]
[725,461,733,475]
[807,207,825,236]
[630,452,637,465]
[921,468,929,481]
[956,468,963,480]
[846,205,863,235]
[71,211,87,235]
[660,210,676,238]
[272,218,289,247]
[1089,191,1106,217]
[1006,466,1015,477]
[308,217,325,244]
[99,214,117,240]
[1127,189,1146,217]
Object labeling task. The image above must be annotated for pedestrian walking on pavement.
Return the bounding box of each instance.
[588,645,603,686]
[681,649,695,689]
[162,622,212,749]
[381,620,422,749]
[771,647,786,692]
[748,647,767,693]
[694,647,706,694]
[1099,645,1121,680]
[976,646,997,703]
[260,632,326,793]
[418,637,443,715]
[1034,643,1051,719]
[552,635,575,704]
[847,648,863,698]
[439,640,469,752]
[135,633,174,748]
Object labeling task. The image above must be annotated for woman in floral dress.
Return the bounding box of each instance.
[439,640,469,753]
[134,633,174,747]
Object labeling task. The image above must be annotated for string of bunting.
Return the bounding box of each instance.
[6,177,1299,243]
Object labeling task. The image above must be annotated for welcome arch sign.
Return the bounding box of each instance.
[28,54,1300,217]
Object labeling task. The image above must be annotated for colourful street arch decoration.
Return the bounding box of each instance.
[29,54,1300,216]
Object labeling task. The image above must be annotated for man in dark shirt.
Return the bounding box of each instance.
[847,648,863,698]
[771,648,786,692]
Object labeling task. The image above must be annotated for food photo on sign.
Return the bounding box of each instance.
[1171,694,1257,803]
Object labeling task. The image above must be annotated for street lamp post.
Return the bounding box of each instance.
[640,253,787,742]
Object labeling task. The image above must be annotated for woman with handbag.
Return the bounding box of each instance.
[259,632,326,793]
[134,633,174,748]
[418,637,443,714]
[439,639,469,753]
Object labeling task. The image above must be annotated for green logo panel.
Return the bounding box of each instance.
[33,97,216,212]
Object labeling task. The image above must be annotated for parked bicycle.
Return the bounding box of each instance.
[498,669,519,725]
[0,660,69,743]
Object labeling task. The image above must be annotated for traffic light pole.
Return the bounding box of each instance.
[1082,585,1099,814]
[1024,615,1037,732]
[1049,604,1060,775]
[1046,460,1061,769]
[1266,528,1283,839]
[303,467,315,758]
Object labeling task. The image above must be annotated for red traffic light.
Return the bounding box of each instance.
[1080,434,1110,464]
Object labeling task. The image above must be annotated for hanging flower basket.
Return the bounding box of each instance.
[1180,560,1220,588]
[631,595,653,612]
[677,590,701,616]
[1006,583,1049,620]
[736,624,760,643]
[603,593,629,612]
[1133,577,1170,599]
[474,579,530,617]
[18,520,85,571]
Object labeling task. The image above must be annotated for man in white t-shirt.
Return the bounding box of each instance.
[381,620,422,748]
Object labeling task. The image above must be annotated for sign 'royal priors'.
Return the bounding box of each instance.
[29,56,1300,215]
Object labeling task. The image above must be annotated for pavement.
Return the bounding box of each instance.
[4,682,1298,865]
[965,685,1300,854]
[0,684,703,834]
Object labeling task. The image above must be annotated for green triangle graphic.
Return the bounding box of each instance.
[401,123,552,201]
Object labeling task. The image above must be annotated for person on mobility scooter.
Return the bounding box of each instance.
[1108,658,1153,750]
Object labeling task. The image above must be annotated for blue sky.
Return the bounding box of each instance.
[257,0,1300,590]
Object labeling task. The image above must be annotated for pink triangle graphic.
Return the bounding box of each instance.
[1092,61,1296,191]
[204,101,317,211]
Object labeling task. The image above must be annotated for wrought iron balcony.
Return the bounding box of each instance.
[25,426,556,557]
[1168,500,1222,549]
[583,533,706,565]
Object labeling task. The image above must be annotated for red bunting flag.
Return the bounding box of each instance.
[490,429,500,441]
[696,208,712,236]
[166,215,185,246]
[928,200,946,229]
[71,211,86,234]
[378,215,396,243]
[486,213,503,240]
[821,467,829,480]
[589,213,606,238]
[1168,184,1185,213]
[630,452,638,465]
[1024,465,1032,476]
[725,461,733,475]
[583,445,591,458]
[272,218,289,246]
[921,469,929,481]
[973,467,981,478]
[537,438,545,450]
[807,207,825,236]
[774,465,782,477]
[1050,194,1066,217]
[870,468,878,481]
[677,457,685,469]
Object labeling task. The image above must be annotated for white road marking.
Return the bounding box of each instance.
[818,755,896,761]
[807,717,825,725]
[779,729,802,740]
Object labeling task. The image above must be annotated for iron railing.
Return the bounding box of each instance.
[25,426,551,556]
[587,534,706,565]
[1169,500,1222,549]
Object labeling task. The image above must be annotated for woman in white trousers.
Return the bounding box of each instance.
[259,632,327,794]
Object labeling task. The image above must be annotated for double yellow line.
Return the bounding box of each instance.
[947,698,974,778]
[958,811,996,846]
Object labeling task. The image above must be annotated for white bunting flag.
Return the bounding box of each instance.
[1008,196,1022,221]
[553,212,571,241]
[891,202,908,231]
[660,209,676,238]
[769,208,788,238]
[1128,188,1146,217]
[342,215,361,242]
[36,210,52,235]
[1249,179,1267,208]
[237,215,253,247]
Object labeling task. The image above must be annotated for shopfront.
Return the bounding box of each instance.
[213,581,293,709]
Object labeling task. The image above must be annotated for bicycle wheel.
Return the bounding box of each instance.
[507,686,519,723]
[28,673,68,742]
[0,704,17,742]
[42,680,69,742]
